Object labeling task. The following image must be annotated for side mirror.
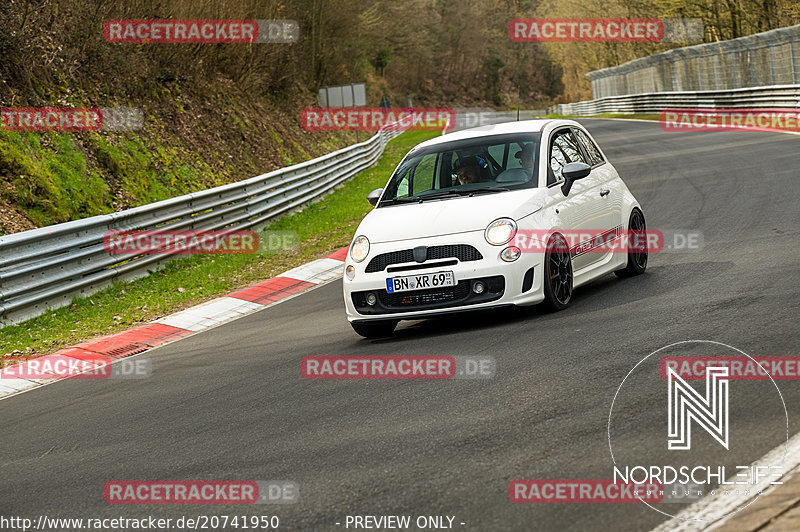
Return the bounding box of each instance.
[560,162,591,196]
[367,188,384,206]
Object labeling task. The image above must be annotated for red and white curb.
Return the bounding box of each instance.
[0,247,349,400]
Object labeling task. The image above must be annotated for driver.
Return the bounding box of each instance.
[454,156,481,185]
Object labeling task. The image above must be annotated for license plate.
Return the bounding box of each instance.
[386,271,455,293]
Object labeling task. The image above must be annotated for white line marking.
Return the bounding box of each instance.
[650,431,800,531]
[0,378,41,397]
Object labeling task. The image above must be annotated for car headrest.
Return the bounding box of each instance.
[496,168,530,183]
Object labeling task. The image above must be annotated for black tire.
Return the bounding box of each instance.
[543,233,573,311]
[351,320,398,338]
[615,208,648,277]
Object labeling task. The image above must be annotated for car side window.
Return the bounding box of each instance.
[396,175,409,197]
[574,129,604,166]
[548,130,586,184]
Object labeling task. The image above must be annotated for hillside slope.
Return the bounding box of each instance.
[0,1,360,234]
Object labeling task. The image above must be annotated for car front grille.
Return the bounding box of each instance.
[365,244,483,273]
[379,282,470,307]
[351,275,505,315]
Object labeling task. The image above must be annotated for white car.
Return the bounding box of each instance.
[343,120,647,338]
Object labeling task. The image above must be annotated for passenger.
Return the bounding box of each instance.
[515,143,535,175]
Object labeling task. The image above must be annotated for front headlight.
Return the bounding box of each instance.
[485,218,517,246]
[350,235,370,263]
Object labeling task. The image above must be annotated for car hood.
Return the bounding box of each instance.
[357,189,545,243]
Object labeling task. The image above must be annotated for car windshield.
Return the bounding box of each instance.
[379,133,540,206]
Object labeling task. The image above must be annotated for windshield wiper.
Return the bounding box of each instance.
[464,187,510,195]
[378,197,422,206]
[418,187,511,201]
[383,187,512,205]
[416,189,469,200]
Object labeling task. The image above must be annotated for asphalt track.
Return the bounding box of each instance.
[1,119,799,531]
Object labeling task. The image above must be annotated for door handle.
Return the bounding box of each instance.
[600,188,610,197]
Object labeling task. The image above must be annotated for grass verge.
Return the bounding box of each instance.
[0,130,437,357]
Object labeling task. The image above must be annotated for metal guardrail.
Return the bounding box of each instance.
[0,125,403,327]
[546,84,800,115]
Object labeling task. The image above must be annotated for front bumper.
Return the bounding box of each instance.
[343,232,545,322]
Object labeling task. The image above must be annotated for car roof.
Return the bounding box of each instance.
[413,119,580,150]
